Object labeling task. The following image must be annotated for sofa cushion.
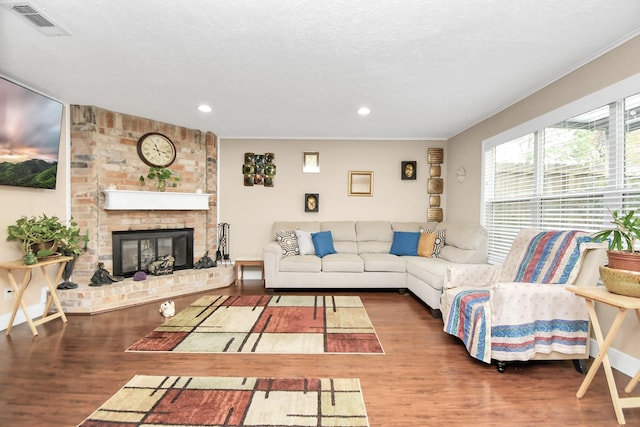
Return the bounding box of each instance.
[392,221,438,232]
[390,231,420,256]
[275,229,299,257]
[405,256,451,291]
[360,253,406,272]
[279,255,322,272]
[272,222,321,240]
[431,229,446,257]
[312,230,337,258]
[321,253,364,272]
[295,229,315,255]
[356,221,393,254]
[322,221,358,254]
[418,232,436,257]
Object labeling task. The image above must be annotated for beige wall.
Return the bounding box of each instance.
[0,107,69,320]
[219,139,444,260]
[446,34,640,363]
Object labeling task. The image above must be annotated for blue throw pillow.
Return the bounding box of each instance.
[390,231,421,256]
[311,230,337,258]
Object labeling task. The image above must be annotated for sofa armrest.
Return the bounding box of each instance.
[443,263,500,290]
[263,242,283,285]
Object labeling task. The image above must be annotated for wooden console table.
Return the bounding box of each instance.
[567,285,640,425]
[0,256,72,336]
[234,259,264,287]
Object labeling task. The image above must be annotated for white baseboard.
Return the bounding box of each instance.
[589,338,640,378]
[0,301,45,332]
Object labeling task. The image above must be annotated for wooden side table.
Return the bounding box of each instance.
[0,256,72,336]
[234,259,264,287]
[566,285,640,425]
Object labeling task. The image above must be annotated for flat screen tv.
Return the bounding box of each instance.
[0,76,63,190]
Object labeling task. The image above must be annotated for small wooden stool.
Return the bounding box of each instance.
[234,260,265,287]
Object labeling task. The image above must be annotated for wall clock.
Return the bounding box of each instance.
[137,132,177,167]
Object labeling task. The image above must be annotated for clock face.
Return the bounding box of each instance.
[137,133,176,167]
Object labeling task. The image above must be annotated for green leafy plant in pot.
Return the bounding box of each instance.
[6,214,88,265]
[592,209,640,297]
[139,166,180,192]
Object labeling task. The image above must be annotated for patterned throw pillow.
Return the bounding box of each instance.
[431,229,446,257]
[275,229,299,257]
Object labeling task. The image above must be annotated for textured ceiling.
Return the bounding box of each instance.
[1,0,640,139]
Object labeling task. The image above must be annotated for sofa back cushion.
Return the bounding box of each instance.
[436,222,487,264]
[321,221,358,254]
[356,221,393,254]
[391,221,437,232]
[272,222,321,240]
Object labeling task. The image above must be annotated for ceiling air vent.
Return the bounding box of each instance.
[6,2,70,36]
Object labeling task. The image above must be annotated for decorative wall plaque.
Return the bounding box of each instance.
[243,152,276,187]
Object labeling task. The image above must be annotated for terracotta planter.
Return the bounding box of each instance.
[600,265,640,298]
[606,250,640,272]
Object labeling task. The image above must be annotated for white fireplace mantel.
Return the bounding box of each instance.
[103,189,211,210]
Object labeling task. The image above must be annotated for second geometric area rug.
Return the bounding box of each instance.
[127,295,384,354]
[78,375,370,426]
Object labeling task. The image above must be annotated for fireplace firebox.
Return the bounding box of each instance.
[112,228,194,277]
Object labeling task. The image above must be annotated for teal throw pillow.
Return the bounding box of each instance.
[390,231,420,256]
[311,230,337,258]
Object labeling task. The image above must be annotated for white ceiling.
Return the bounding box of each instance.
[1,0,640,140]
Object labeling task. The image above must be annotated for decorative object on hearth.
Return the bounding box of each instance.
[139,166,181,191]
[243,152,276,187]
[305,193,319,212]
[159,300,175,317]
[216,223,231,265]
[427,147,444,222]
[148,255,175,275]
[136,132,176,167]
[401,161,416,180]
[89,262,123,286]
[133,271,147,281]
[194,250,216,269]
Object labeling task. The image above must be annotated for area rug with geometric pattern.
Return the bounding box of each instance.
[78,375,369,426]
[126,295,384,354]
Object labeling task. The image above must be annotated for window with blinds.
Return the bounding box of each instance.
[483,93,640,264]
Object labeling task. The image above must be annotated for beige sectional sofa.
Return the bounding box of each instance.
[263,220,487,316]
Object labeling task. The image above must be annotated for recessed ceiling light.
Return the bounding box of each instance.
[357,106,371,116]
[198,104,212,113]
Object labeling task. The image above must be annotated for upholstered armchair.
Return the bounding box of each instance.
[440,229,607,372]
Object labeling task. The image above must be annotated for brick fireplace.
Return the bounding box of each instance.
[57,106,234,314]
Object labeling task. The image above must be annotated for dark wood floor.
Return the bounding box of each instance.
[0,280,638,426]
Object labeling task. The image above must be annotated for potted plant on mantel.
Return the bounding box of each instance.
[139,166,181,192]
[592,209,640,297]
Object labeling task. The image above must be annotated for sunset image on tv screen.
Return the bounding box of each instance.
[0,77,63,189]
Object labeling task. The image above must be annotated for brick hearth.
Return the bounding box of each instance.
[57,266,234,314]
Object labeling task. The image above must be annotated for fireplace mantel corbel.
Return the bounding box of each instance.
[103,189,211,210]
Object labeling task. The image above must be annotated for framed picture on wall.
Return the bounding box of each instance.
[303,152,320,173]
[305,193,319,212]
[348,171,373,196]
[401,161,416,180]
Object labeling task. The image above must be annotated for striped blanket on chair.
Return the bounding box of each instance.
[443,289,491,363]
